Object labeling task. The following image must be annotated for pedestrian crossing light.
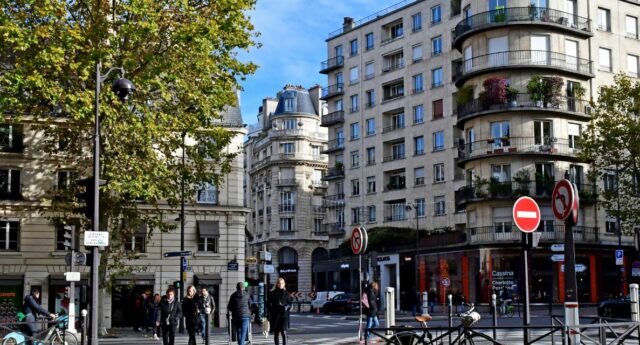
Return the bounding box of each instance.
[173,280,181,290]
[63,225,75,251]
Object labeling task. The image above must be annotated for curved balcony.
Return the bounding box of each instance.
[273,153,328,163]
[453,7,592,50]
[320,83,344,100]
[454,50,593,86]
[322,167,344,181]
[468,225,599,245]
[456,93,589,127]
[455,180,597,207]
[321,110,345,127]
[320,56,344,74]
[456,136,581,166]
[321,138,344,154]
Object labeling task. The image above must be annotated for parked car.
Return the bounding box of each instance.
[321,293,360,314]
[311,291,344,311]
[598,296,631,319]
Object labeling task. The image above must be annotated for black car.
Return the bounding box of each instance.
[598,296,631,319]
[322,293,359,314]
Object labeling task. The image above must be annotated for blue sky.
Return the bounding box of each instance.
[237,0,395,125]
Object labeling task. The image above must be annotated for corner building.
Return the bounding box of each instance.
[319,0,640,306]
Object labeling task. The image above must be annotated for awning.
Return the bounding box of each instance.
[0,274,24,286]
[194,274,222,286]
[113,274,155,286]
[198,221,220,237]
[49,273,89,285]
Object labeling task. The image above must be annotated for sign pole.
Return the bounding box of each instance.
[358,253,362,341]
[522,232,530,344]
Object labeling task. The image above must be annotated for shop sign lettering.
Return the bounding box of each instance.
[492,271,516,288]
[0,292,16,298]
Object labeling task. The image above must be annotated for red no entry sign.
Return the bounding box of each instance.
[513,196,541,233]
[350,226,368,255]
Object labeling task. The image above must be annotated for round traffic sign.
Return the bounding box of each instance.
[513,196,541,233]
[441,278,450,287]
[350,226,368,255]
[552,179,575,221]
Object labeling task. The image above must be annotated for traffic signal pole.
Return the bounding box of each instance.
[69,225,77,333]
[90,61,102,345]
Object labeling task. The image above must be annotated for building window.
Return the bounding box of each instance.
[412,13,422,32]
[383,51,404,72]
[431,67,443,88]
[434,196,446,216]
[599,48,612,72]
[431,36,442,56]
[415,198,426,217]
[0,168,21,200]
[351,207,361,225]
[390,112,405,130]
[350,39,358,56]
[628,55,639,78]
[605,215,617,233]
[597,7,610,31]
[365,62,375,79]
[491,164,511,182]
[391,142,405,160]
[365,32,374,50]
[367,176,376,193]
[281,142,294,154]
[351,179,360,196]
[431,5,442,25]
[367,205,376,222]
[365,89,375,107]
[414,167,425,186]
[412,44,423,62]
[351,151,360,168]
[350,122,360,140]
[412,74,423,93]
[197,182,218,204]
[432,99,444,119]
[284,97,295,112]
[366,147,376,165]
[349,67,359,84]
[0,220,19,251]
[57,170,76,190]
[568,123,581,149]
[433,131,445,151]
[434,163,445,182]
[366,118,376,136]
[279,218,293,232]
[335,99,344,111]
[628,16,639,38]
[350,94,359,112]
[414,136,425,155]
[413,105,425,124]
[313,219,323,233]
[124,224,147,253]
[604,172,616,192]
[0,125,23,153]
[389,22,403,40]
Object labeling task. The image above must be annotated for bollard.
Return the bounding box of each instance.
[492,293,498,340]
[422,291,429,316]
[81,309,87,345]
[630,284,639,345]
[448,294,453,344]
[385,287,396,334]
[205,312,210,345]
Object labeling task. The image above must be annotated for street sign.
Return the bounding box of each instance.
[550,244,565,252]
[260,251,272,261]
[561,264,587,273]
[163,251,193,258]
[84,231,109,247]
[182,257,188,270]
[512,197,541,233]
[551,254,565,262]
[228,260,239,271]
[260,264,275,274]
[552,179,575,221]
[350,226,368,255]
[441,277,450,287]
[616,250,624,266]
[184,266,192,272]
[64,272,81,282]
[246,256,258,264]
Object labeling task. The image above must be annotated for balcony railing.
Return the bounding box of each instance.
[251,156,271,169]
[276,178,296,186]
[312,205,326,213]
[311,180,328,188]
[321,83,345,100]
[322,167,345,181]
[278,229,297,235]
[383,153,406,162]
[468,225,599,244]
[453,7,592,49]
[455,180,598,206]
[382,123,405,133]
[323,222,346,235]
[324,193,345,207]
[457,93,589,124]
[278,204,296,214]
[320,56,344,74]
[382,62,405,73]
[457,136,581,163]
[321,110,345,127]
[382,92,405,103]
[454,50,593,84]
[321,138,345,153]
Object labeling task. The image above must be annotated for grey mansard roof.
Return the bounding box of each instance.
[272,86,318,117]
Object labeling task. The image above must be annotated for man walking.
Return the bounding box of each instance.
[157,287,182,345]
[197,287,215,343]
[227,282,251,345]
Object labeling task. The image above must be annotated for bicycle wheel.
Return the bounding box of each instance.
[506,306,514,318]
[458,336,475,345]
[388,331,423,345]
[49,330,78,345]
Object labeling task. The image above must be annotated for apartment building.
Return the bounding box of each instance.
[0,102,247,329]
[318,0,640,305]
[244,85,330,294]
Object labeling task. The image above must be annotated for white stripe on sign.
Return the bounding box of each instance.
[516,211,538,218]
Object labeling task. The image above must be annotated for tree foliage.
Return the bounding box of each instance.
[580,74,640,235]
[0,0,258,281]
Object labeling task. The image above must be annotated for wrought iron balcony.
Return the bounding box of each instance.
[321,110,345,127]
[276,178,296,186]
[278,204,296,214]
[456,136,582,165]
[320,56,344,74]
[383,153,406,163]
[321,138,344,154]
[322,167,345,181]
[467,225,599,244]
[323,222,346,235]
[323,193,345,207]
[320,83,345,100]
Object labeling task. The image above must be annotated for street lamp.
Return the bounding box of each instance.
[90,61,134,345]
[405,203,421,296]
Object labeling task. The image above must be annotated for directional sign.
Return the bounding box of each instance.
[260,251,272,261]
[64,272,81,282]
[350,226,368,255]
[84,231,109,247]
[163,251,193,258]
[550,244,565,252]
[561,264,587,273]
[513,197,541,233]
[551,254,565,262]
[441,277,451,287]
[552,179,575,221]
[260,264,275,274]
[616,250,624,266]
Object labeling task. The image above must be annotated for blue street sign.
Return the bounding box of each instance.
[163,251,193,258]
[616,249,624,266]
[182,257,187,270]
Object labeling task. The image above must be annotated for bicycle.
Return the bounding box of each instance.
[499,299,514,317]
[383,315,434,345]
[2,314,78,345]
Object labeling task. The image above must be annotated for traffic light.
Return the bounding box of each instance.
[73,177,106,220]
[63,225,75,251]
[173,280,181,290]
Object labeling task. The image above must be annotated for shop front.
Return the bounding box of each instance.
[48,273,89,329]
[110,274,155,328]
[277,265,299,292]
[0,275,23,330]
[194,274,221,327]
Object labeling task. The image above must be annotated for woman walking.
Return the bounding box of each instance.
[268,278,292,345]
[149,293,162,340]
[364,281,380,342]
[182,286,199,345]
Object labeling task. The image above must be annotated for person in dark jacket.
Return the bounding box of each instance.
[268,278,292,345]
[364,282,380,341]
[157,287,182,345]
[22,288,56,345]
[227,282,251,345]
[149,293,162,340]
[182,286,199,345]
[196,287,215,342]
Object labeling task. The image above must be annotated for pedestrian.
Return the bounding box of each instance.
[227,282,251,345]
[268,277,292,345]
[364,281,380,341]
[149,293,162,340]
[458,293,466,313]
[428,288,437,314]
[500,287,512,315]
[157,287,182,345]
[21,288,56,345]
[134,292,148,331]
[197,287,215,343]
[183,286,199,345]
[409,289,420,316]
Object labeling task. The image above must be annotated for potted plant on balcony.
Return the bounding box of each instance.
[513,169,531,196]
[543,76,564,108]
[494,5,506,23]
[473,176,489,198]
[527,75,546,107]
[334,161,343,171]
[456,84,474,111]
[479,77,507,109]
[506,85,519,107]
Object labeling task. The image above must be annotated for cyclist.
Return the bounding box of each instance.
[22,288,56,345]
[500,287,512,314]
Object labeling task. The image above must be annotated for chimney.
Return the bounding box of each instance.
[343,17,355,33]
[308,85,322,115]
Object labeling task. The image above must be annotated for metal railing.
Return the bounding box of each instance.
[311,180,328,188]
[319,56,344,73]
[383,153,406,162]
[322,167,344,180]
[312,205,325,213]
[455,180,598,204]
[454,6,591,45]
[321,110,344,126]
[278,204,296,214]
[321,138,344,153]
[455,50,593,81]
[320,83,344,99]
[382,61,405,73]
[323,222,346,235]
[382,123,405,133]
[468,224,599,243]
[276,178,296,186]
[251,156,271,169]
[457,136,581,161]
[327,0,417,39]
[324,193,345,206]
[457,93,589,121]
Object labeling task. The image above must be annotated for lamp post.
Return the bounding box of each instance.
[90,61,134,345]
[616,164,624,295]
[179,132,186,334]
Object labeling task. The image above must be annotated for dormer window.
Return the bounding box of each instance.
[283,91,296,112]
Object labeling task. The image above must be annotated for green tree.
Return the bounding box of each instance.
[0,0,258,282]
[580,74,640,235]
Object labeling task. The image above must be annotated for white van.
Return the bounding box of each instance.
[311,291,345,310]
